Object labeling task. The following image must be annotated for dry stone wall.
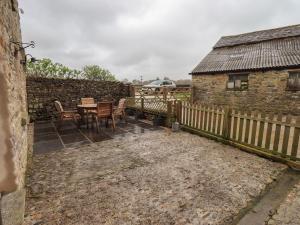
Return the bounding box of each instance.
[26,77,131,121]
[0,0,28,224]
[192,70,300,116]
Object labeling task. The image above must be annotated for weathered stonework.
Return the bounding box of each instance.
[1,190,26,225]
[26,77,131,121]
[0,0,28,224]
[26,124,34,174]
[192,70,300,115]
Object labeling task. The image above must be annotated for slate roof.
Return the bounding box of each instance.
[191,24,300,74]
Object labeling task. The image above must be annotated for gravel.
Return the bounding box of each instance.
[24,129,286,225]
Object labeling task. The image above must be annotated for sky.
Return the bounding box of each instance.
[19,0,300,81]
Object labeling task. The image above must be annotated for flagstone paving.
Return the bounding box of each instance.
[24,120,287,225]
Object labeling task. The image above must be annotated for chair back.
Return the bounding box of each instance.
[118,98,126,108]
[54,101,64,113]
[81,97,95,105]
[115,98,126,114]
[96,102,113,117]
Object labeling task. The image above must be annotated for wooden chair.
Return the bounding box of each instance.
[113,98,126,122]
[92,102,115,132]
[81,97,95,105]
[54,101,80,129]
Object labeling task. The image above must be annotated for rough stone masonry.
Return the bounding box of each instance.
[0,0,29,224]
[192,70,300,116]
[26,77,131,121]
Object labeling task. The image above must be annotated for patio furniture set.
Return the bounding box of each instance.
[54,97,126,132]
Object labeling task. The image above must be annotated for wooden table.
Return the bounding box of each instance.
[77,104,97,110]
[77,104,97,128]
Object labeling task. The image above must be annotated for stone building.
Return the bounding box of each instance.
[0,0,29,224]
[191,25,300,115]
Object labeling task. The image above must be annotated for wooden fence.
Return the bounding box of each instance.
[130,86,191,102]
[126,97,168,114]
[174,101,300,168]
[126,87,191,116]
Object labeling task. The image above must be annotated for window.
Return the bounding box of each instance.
[162,81,172,85]
[287,72,300,91]
[227,74,249,90]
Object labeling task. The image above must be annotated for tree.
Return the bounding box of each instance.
[82,65,116,81]
[26,59,117,81]
[26,58,81,79]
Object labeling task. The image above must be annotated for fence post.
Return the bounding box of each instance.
[130,85,135,97]
[223,106,231,139]
[163,87,168,102]
[177,100,182,124]
[167,100,172,127]
[141,97,144,113]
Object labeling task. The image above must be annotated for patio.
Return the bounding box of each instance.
[25,118,287,225]
[32,118,161,154]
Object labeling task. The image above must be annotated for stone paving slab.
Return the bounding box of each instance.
[266,180,300,225]
[24,129,287,225]
[33,139,64,154]
[32,119,159,154]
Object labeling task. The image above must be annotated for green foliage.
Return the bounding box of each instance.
[82,65,116,81]
[26,59,116,81]
[26,58,82,79]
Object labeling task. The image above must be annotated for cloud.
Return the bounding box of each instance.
[19,0,300,80]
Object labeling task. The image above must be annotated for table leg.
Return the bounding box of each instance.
[86,110,89,129]
[77,107,85,128]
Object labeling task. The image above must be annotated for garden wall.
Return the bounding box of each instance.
[26,77,131,121]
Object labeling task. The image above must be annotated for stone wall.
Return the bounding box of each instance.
[26,77,131,121]
[192,70,300,116]
[0,0,28,224]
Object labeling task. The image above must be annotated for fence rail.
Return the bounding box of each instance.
[126,86,191,116]
[176,101,300,166]
[131,86,191,102]
[126,97,168,114]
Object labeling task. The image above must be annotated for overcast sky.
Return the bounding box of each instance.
[19,0,300,81]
